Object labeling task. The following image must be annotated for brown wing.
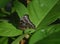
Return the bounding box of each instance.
[19,14,35,30]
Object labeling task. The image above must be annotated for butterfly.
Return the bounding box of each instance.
[18,14,35,30]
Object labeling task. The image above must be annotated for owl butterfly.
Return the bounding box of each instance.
[19,14,35,30]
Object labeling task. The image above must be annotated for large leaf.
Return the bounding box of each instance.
[37,0,60,28]
[36,31,60,44]
[27,0,60,43]
[0,21,22,37]
[27,0,59,27]
[14,1,29,18]
[29,24,60,44]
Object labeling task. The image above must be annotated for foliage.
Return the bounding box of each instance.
[0,0,60,44]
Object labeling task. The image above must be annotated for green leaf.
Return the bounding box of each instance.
[36,31,60,44]
[0,21,23,37]
[0,37,8,44]
[29,24,60,44]
[27,0,59,27]
[0,0,10,8]
[12,35,25,44]
[0,13,7,17]
[37,0,60,28]
[24,29,35,34]
[14,1,29,18]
